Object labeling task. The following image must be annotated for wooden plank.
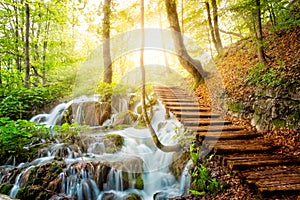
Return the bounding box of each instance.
[155,92,188,96]
[163,102,201,107]
[166,106,211,112]
[227,157,300,170]
[256,174,300,197]
[156,94,192,98]
[161,99,197,103]
[259,183,300,197]
[241,166,300,180]
[206,141,276,155]
[183,120,232,126]
[173,111,220,118]
[195,131,259,140]
[188,125,245,132]
[154,88,186,93]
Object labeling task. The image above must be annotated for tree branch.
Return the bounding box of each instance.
[219,28,244,38]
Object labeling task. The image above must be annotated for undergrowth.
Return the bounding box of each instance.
[189,143,223,196]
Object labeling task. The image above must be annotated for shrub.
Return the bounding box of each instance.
[0,118,51,165]
[0,86,64,120]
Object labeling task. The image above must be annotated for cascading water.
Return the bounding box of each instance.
[1,96,191,200]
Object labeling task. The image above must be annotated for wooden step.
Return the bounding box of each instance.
[155,92,188,97]
[161,99,197,103]
[204,140,277,155]
[195,131,259,140]
[173,111,220,118]
[241,166,300,196]
[164,102,201,107]
[166,106,211,112]
[182,120,232,126]
[156,94,193,99]
[241,165,300,184]
[188,125,244,132]
[154,88,186,93]
[256,175,300,197]
[226,155,300,170]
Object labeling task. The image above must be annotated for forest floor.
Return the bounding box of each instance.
[178,27,300,199]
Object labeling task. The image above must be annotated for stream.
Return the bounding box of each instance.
[1,95,191,200]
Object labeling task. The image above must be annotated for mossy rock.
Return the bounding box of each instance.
[1,143,48,166]
[16,161,65,199]
[170,150,190,181]
[0,184,13,195]
[134,175,144,190]
[227,101,242,113]
[103,134,124,153]
[16,185,52,200]
[123,193,142,200]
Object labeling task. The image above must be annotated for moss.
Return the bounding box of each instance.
[227,102,242,113]
[123,193,142,200]
[134,175,144,190]
[170,150,190,181]
[16,185,51,200]
[15,161,65,199]
[0,183,13,195]
[104,134,124,153]
[271,119,286,128]
[113,124,131,130]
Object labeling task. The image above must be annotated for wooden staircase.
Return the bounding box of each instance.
[154,86,300,198]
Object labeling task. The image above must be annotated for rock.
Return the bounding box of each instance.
[233,85,300,131]
[63,101,111,126]
[170,150,190,181]
[134,176,144,190]
[102,192,116,200]
[153,191,169,200]
[0,194,18,200]
[111,111,138,127]
[87,142,105,155]
[103,134,124,153]
[14,161,65,199]
[123,193,142,200]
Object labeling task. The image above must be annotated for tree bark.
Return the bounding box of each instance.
[255,0,267,65]
[211,0,223,53]
[165,0,207,86]
[24,2,30,88]
[205,2,218,54]
[102,0,112,84]
[219,29,244,39]
[13,3,21,72]
[102,0,112,119]
[141,0,181,152]
[158,3,171,73]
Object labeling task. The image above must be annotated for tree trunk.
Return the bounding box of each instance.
[42,8,51,85]
[165,0,207,87]
[24,2,30,88]
[158,3,171,72]
[205,2,218,54]
[211,0,223,53]
[103,0,112,84]
[13,3,21,72]
[255,0,267,65]
[181,0,184,34]
[141,0,181,152]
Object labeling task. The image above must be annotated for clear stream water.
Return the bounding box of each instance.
[4,96,191,200]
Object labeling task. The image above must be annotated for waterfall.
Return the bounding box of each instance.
[5,96,191,200]
[179,160,192,194]
[107,167,123,191]
[10,166,35,198]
